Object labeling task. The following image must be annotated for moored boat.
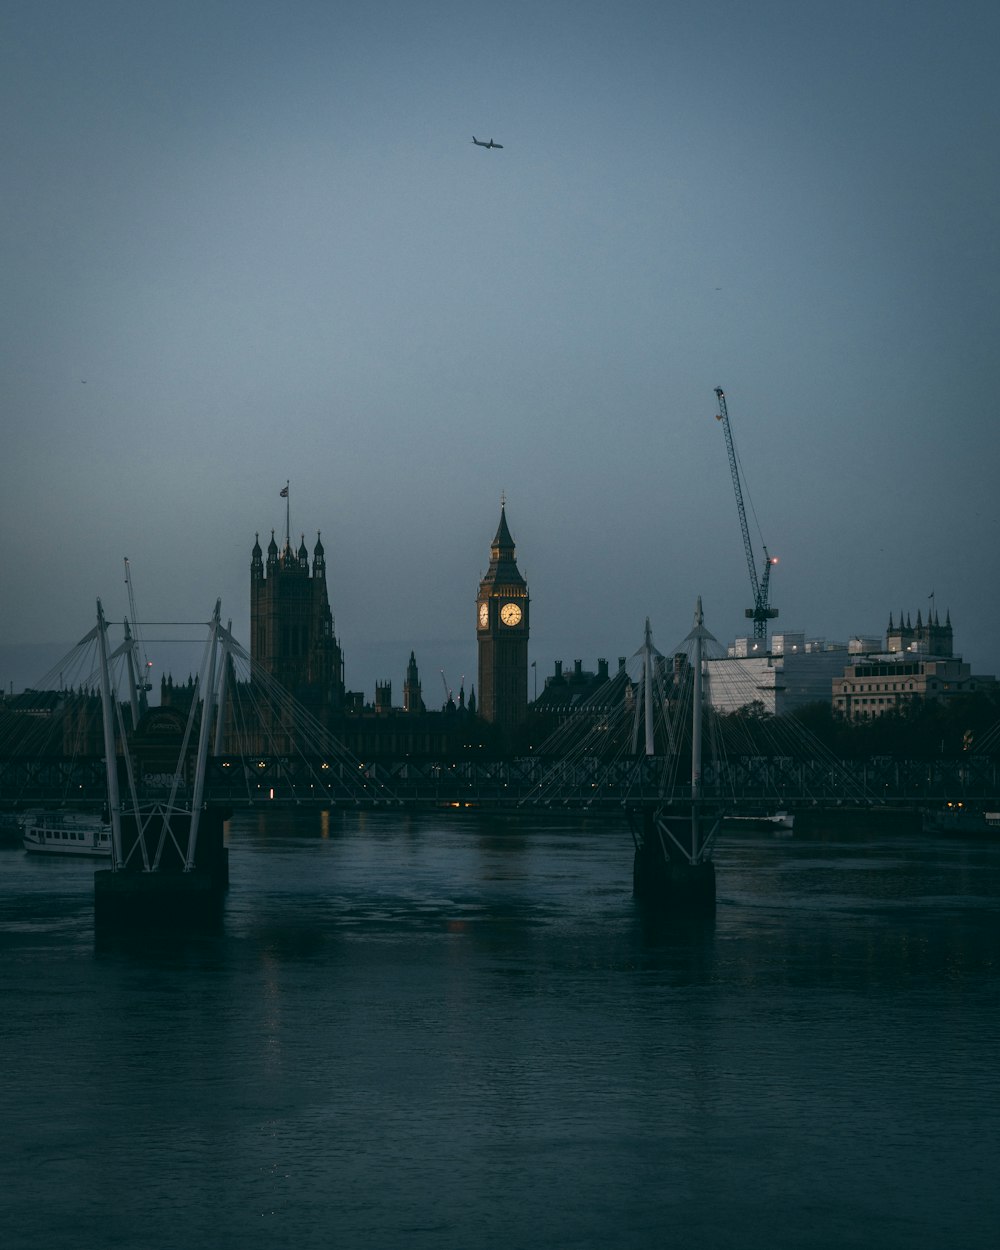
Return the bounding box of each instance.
[922,804,1000,836]
[21,810,112,857]
[724,810,795,832]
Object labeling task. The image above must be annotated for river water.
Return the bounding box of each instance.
[2,810,998,1249]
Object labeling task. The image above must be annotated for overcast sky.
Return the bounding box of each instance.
[2,0,997,701]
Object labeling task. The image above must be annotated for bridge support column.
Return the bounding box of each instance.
[632,808,716,911]
[633,842,716,910]
[94,810,229,930]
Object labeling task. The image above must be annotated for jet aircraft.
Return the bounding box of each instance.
[472,136,503,149]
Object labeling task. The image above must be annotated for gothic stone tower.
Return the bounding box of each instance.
[250,530,345,719]
[886,607,954,657]
[477,503,529,733]
[403,650,424,714]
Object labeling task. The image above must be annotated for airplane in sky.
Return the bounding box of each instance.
[472,136,503,149]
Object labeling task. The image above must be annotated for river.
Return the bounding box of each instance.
[2,810,998,1249]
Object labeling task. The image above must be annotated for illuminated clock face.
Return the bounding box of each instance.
[500,602,522,627]
[478,602,489,628]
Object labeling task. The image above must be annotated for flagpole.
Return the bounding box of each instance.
[285,481,290,546]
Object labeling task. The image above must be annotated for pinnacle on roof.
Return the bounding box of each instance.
[492,502,515,554]
[481,501,526,589]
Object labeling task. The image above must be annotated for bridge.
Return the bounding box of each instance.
[3,597,997,918]
[2,750,997,813]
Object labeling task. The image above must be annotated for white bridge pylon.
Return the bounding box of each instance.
[631,617,668,757]
[95,597,228,874]
[628,600,721,865]
[90,596,390,873]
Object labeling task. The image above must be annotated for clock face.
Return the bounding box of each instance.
[478,602,489,628]
[500,602,522,627]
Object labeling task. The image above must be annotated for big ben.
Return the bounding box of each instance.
[477,502,530,732]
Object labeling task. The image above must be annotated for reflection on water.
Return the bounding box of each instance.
[2,811,998,1250]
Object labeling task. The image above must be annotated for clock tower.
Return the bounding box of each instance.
[477,502,530,733]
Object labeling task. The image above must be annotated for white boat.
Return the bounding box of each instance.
[724,810,795,832]
[21,810,112,857]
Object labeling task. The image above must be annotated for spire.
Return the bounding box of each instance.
[492,502,515,555]
[403,650,422,713]
[481,500,525,589]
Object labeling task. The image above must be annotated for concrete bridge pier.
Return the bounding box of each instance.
[631,807,717,911]
[94,809,229,929]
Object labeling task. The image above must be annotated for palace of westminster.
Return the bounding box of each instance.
[238,503,532,757]
[155,503,992,759]
[4,505,993,760]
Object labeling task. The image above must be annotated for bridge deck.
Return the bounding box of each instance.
[2,753,998,812]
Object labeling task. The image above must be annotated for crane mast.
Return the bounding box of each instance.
[714,387,778,642]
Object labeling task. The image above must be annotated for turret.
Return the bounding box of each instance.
[403,651,423,714]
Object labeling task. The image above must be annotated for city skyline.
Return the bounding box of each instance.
[0,502,987,709]
[2,2,998,694]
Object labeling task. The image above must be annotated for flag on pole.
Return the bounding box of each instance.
[280,485,288,497]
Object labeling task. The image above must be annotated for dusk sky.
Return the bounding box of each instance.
[2,0,998,701]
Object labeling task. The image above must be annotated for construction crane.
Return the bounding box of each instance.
[713,387,778,642]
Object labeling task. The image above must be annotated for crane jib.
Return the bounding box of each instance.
[713,387,778,640]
